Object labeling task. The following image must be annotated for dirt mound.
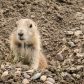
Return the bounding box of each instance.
[0,0,84,83]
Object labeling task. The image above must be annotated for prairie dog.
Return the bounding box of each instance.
[10,19,47,70]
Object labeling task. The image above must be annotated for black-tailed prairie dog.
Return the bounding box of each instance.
[10,19,47,70]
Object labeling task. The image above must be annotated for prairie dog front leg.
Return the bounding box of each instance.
[25,47,39,70]
[11,41,21,62]
[30,49,39,70]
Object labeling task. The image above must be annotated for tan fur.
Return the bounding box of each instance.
[10,19,47,70]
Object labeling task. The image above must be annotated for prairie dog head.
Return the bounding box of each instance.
[14,19,37,42]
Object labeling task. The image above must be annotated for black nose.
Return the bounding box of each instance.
[18,33,23,36]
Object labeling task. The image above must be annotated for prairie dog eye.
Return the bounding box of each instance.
[30,24,32,28]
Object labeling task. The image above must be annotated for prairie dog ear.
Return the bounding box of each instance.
[33,22,37,27]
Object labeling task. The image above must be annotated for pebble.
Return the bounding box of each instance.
[66,31,74,35]
[80,21,84,24]
[31,73,42,80]
[5,62,11,67]
[75,12,84,20]
[40,75,47,81]
[18,4,23,8]
[46,77,55,84]
[15,68,21,71]
[76,65,83,71]
[71,29,76,31]
[66,67,76,73]
[61,72,69,77]
[56,53,63,61]
[77,59,81,64]
[22,78,29,84]
[23,73,30,79]
[6,66,12,69]
[82,59,84,64]
[72,74,80,79]
[72,74,76,78]
[74,49,79,53]
[60,80,68,83]
[74,30,82,37]
[15,71,21,76]
[62,59,72,65]
[68,42,75,47]
[44,81,53,84]
[1,64,5,69]
[1,70,8,79]
[70,67,76,72]
[76,53,84,58]
[63,75,74,83]
[80,7,84,10]
[76,74,80,79]
[31,15,35,18]
[26,69,34,73]
[21,0,25,4]
[62,38,67,43]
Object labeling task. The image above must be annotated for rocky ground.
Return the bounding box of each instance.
[0,0,84,84]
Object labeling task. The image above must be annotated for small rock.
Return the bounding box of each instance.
[18,4,23,8]
[66,31,74,35]
[76,53,84,58]
[26,69,34,73]
[23,73,30,79]
[31,73,42,80]
[1,64,5,69]
[44,81,53,84]
[80,7,84,10]
[15,68,21,71]
[66,67,76,73]
[62,38,67,43]
[76,65,83,71]
[62,59,71,66]
[78,44,81,48]
[80,21,84,24]
[1,70,8,79]
[21,0,25,4]
[74,30,82,37]
[70,67,76,72]
[71,29,76,31]
[6,66,12,69]
[56,53,63,61]
[46,77,55,84]
[22,78,29,84]
[40,75,47,81]
[82,59,84,64]
[41,69,49,73]
[68,42,75,47]
[74,39,80,44]
[61,72,69,77]
[66,59,71,65]
[76,74,80,79]
[60,80,68,84]
[72,74,76,78]
[72,74,80,79]
[77,59,81,64]
[5,62,11,67]
[31,15,35,18]
[74,49,79,53]
[15,71,21,76]
[63,75,74,83]
[75,12,84,20]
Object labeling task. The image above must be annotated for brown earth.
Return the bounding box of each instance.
[0,0,84,84]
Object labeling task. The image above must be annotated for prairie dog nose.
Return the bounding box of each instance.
[18,30,24,36]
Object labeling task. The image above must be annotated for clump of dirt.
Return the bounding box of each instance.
[0,0,84,84]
